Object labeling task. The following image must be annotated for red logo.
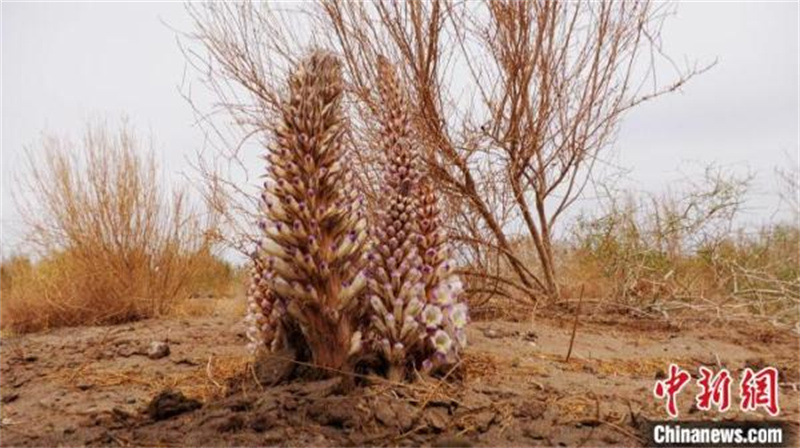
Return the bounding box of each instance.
[696,366,732,412]
[654,364,692,418]
[654,365,780,418]
[740,367,780,416]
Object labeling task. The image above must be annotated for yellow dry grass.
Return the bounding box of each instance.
[170,296,247,320]
[559,355,696,380]
[1,123,235,333]
[53,354,252,403]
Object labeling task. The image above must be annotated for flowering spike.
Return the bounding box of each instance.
[366,56,429,378]
[366,56,468,377]
[365,56,469,378]
[249,51,369,372]
[245,251,284,355]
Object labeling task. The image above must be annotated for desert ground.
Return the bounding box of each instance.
[1,299,797,447]
[2,3,798,448]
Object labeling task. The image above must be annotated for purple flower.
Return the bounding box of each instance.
[431,330,452,354]
[449,303,468,329]
[455,329,467,348]
[422,305,444,329]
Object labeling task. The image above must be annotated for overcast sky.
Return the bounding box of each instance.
[1,2,798,255]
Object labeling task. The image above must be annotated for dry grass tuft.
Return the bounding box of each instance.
[460,352,501,382]
[53,354,252,403]
[1,122,230,333]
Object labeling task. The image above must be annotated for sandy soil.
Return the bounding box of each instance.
[1,301,798,447]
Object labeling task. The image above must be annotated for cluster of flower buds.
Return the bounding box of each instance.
[367,56,468,378]
[246,51,369,371]
[244,250,284,354]
[416,181,468,371]
[245,51,466,379]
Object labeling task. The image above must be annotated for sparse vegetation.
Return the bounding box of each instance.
[1,123,226,333]
[186,1,711,308]
[563,168,799,328]
[185,1,797,335]
[1,3,798,447]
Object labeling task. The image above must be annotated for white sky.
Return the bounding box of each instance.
[1,2,798,255]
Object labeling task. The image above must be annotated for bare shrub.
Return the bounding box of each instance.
[2,122,217,333]
[777,152,800,222]
[185,1,709,310]
[568,167,799,328]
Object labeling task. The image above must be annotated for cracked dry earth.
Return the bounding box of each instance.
[1,301,798,447]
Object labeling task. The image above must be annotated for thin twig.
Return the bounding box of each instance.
[565,284,585,363]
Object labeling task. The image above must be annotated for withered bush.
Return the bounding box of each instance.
[566,169,799,327]
[186,1,709,309]
[2,123,217,333]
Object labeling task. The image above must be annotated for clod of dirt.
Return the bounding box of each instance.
[394,402,416,431]
[472,410,496,432]
[513,399,546,420]
[214,414,245,433]
[482,328,501,339]
[1,393,19,404]
[173,358,200,366]
[522,420,552,440]
[307,398,364,428]
[249,413,276,432]
[253,349,295,386]
[461,391,492,410]
[433,436,475,447]
[424,407,450,432]
[374,403,396,427]
[223,397,254,412]
[482,327,518,339]
[288,377,342,397]
[372,400,415,431]
[522,331,538,342]
[147,341,170,360]
[111,406,134,421]
[472,384,520,399]
[145,389,201,420]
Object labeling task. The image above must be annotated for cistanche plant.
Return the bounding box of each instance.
[367,56,467,379]
[245,51,369,372]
